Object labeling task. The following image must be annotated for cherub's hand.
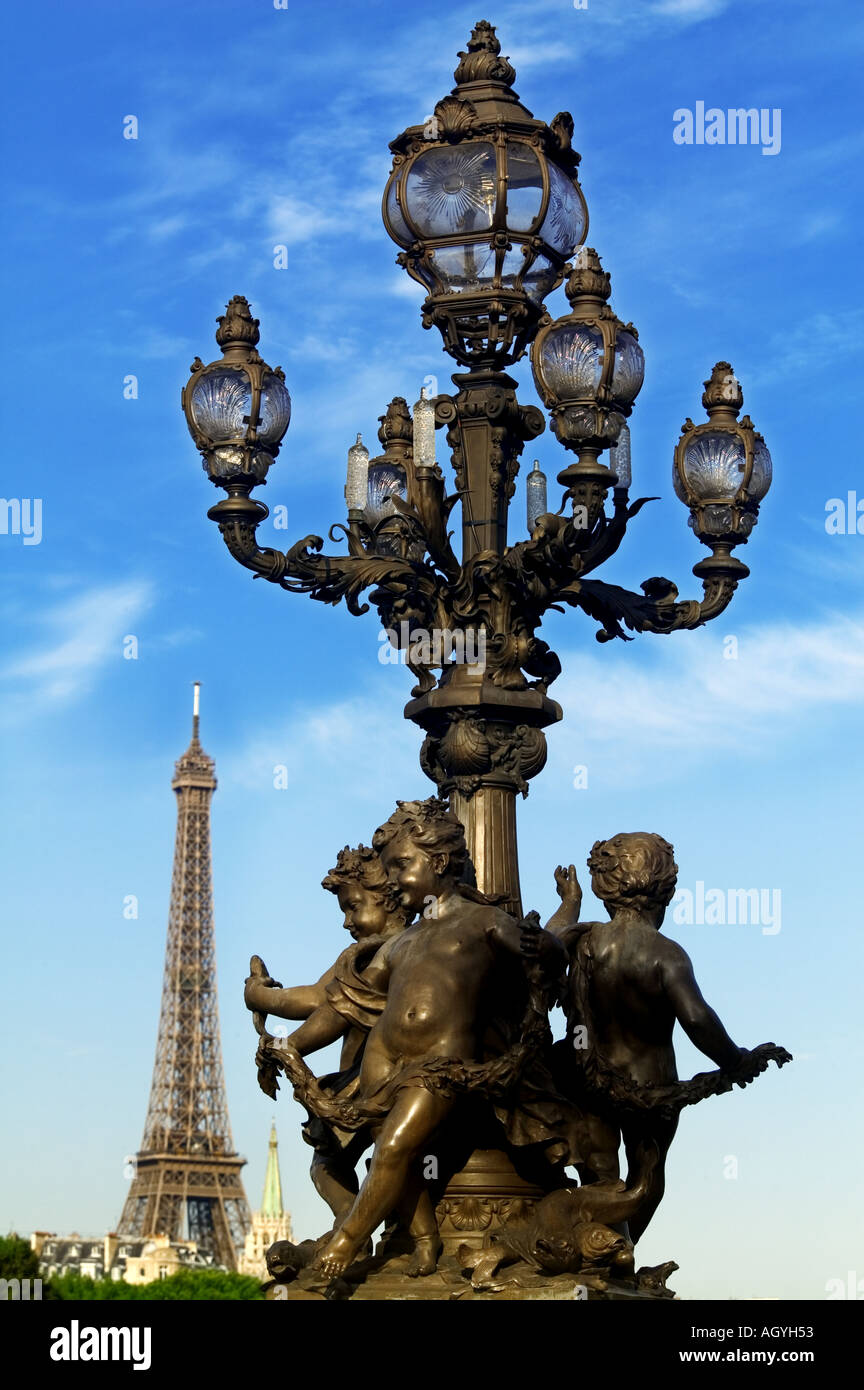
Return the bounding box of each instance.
[245,954,282,1012]
[250,953,282,987]
[554,864,582,910]
[254,1037,280,1101]
[519,910,543,960]
[730,1043,792,1083]
[520,912,566,978]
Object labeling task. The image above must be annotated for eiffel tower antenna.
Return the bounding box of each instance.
[117,685,250,1267]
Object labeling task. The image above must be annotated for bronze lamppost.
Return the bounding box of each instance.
[181,20,790,1302]
[182,21,771,916]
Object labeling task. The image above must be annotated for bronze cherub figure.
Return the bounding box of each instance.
[543,833,791,1239]
[266,798,567,1281]
[244,843,409,1224]
[245,818,788,1299]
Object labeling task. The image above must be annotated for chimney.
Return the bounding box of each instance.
[31,1231,53,1258]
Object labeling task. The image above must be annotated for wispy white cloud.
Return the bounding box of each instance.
[783,537,864,583]
[551,610,864,783]
[794,211,843,244]
[497,0,734,45]
[283,332,360,364]
[753,310,864,387]
[0,581,154,718]
[220,611,864,801]
[149,626,205,652]
[651,0,730,19]
[147,214,189,242]
[183,239,246,274]
[507,41,576,70]
[135,330,193,362]
[267,195,341,245]
[387,276,426,300]
[222,693,419,796]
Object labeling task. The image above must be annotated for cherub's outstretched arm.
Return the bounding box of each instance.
[244,960,338,1021]
[543,864,584,949]
[287,940,395,1058]
[287,1001,351,1057]
[491,910,568,979]
[661,944,743,1070]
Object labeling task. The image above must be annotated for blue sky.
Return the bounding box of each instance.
[1,0,862,1300]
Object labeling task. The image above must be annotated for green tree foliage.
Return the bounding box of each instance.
[0,1234,41,1282]
[50,1269,264,1300]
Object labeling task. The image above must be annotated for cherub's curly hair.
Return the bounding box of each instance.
[372,797,469,880]
[587,832,678,914]
[321,843,406,928]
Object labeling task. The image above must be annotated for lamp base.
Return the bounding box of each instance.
[264,1254,678,1302]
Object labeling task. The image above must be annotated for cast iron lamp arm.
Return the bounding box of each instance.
[207,492,294,584]
[389,485,462,582]
[575,491,660,577]
[561,554,747,644]
[207,491,444,620]
[501,489,652,604]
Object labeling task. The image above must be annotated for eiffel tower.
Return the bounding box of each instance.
[118,684,250,1268]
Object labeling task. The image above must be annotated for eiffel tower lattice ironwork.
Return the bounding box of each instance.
[118,684,250,1268]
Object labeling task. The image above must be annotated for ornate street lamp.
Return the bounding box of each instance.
[182,295,291,488]
[383,20,587,368]
[531,249,644,454]
[674,361,772,581]
[182,20,773,913]
[531,245,644,533]
[180,18,788,1301]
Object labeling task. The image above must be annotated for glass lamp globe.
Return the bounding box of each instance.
[674,363,772,547]
[383,22,588,365]
[183,296,291,488]
[531,248,644,464]
[366,463,408,526]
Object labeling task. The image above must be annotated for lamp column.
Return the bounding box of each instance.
[404,383,554,916]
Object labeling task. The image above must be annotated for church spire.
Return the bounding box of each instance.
[260,1122,285,1220]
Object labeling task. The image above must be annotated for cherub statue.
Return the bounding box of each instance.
[539,832,790,1241]
[243,843,409,1224]
[272,797,566,1282]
